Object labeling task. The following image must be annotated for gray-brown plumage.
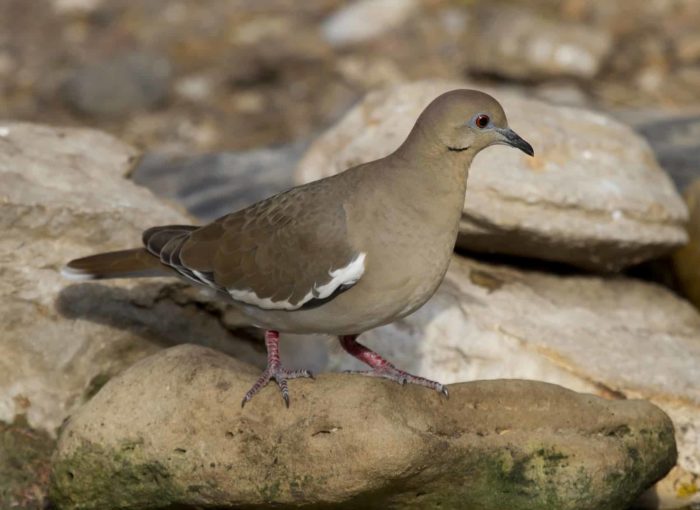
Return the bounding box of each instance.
[63,89,534,406]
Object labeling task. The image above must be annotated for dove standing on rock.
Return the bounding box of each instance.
[63,90,534,407]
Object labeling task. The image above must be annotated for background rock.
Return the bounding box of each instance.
[322,0,420,48]
[63,52,172,117]
[4,0,700,155]
[0,122,263,435]
[50,344,676,510]
[282,255,700,483]
[295,80,688,271]
[468,5,612,81]
[634,113,700,193]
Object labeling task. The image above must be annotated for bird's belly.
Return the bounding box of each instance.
[236,287,403,335]
[237,245,452,335]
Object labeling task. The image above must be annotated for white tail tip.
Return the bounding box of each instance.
[60,265,97,281]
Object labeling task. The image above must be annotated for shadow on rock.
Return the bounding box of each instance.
[55,282,265,365]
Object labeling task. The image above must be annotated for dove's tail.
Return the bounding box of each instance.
[61,248,172,280]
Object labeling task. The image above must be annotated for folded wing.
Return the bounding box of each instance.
[144,183,366,311]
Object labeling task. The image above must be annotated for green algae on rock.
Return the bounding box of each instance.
[1,416,56,510]
[50,344,676,510]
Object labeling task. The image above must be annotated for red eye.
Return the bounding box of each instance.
[475,114,490,129]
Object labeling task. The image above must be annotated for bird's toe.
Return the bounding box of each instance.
[241,366,314,408]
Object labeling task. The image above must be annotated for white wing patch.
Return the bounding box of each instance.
[227,252,366,311]
[191,269,216,287]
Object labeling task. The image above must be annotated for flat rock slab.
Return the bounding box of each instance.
[295,80,688,271]
[50,344,675,510]
[0,122,263,434]
[468,5,612,81]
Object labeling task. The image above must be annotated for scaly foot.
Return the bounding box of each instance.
[241,366,313,408]
[241,330,314,408]
[339,335,448,397]
[345,365,448,396]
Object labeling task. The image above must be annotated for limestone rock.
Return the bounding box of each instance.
[295,81,688,271]
[281,255,700,490]
[63,53,171,117]
[673,179,700,308]
[50,344,676,510]
[0,122,263,434]
[468,5,612,81]
[321,0,419,48]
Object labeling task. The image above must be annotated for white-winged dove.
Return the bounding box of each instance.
[63,89,534,407]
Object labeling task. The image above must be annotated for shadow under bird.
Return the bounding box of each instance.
[63,89,534,407]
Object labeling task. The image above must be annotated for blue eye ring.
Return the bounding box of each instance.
[475,114,490,129]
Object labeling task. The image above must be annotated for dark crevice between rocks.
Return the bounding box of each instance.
[456,245,687,299]
[624,256,684,297]
[454,246,600,277]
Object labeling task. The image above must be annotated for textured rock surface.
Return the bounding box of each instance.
[0,122,263,434]
[295,81,688,271]
[282,255,700,485]
[674,179,700,309]
[468,5,612,80]
[50,344,676,510]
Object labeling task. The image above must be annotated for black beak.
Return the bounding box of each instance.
[498,128,534,157]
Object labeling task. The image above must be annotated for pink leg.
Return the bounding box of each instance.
[338,335,448,396]
[241,330,313,408]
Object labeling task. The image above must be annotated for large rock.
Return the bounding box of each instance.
[468,5,612,81]
[50,344,676,510]
[321,0,419,48]
[0,122,263,435]
[63,52,171,117]
[295,81,688,271]
[280,255,700,507]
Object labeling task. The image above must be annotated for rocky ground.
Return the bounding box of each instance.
[2,0,700,509]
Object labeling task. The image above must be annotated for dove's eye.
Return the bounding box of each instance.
[475,114,490,129]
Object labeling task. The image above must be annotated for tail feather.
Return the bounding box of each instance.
[62,248,172,281]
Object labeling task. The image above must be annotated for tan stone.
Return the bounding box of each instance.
[468,5,613,80]
[0,122,263,434]
[50,344,676,510]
